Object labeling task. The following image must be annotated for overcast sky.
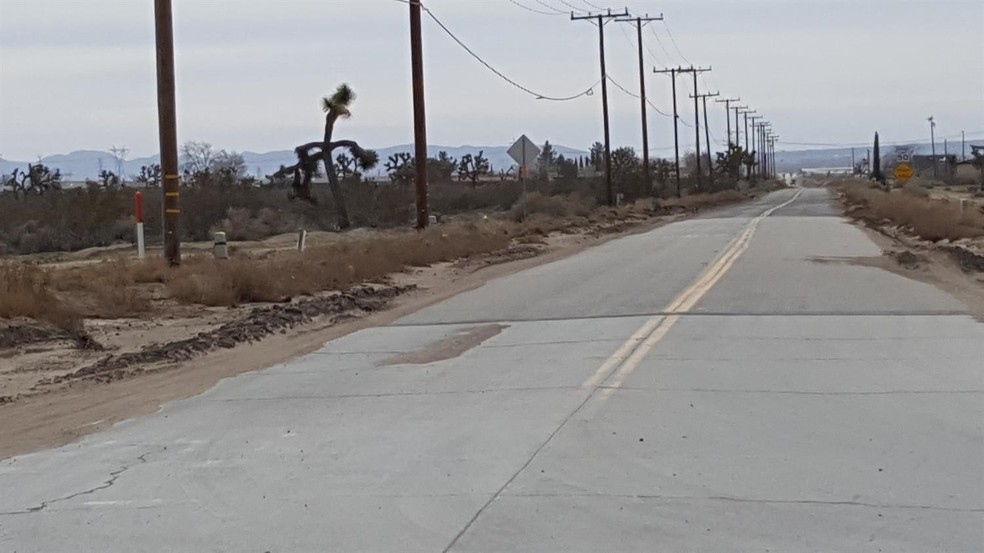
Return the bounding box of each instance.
[1,0,982,160]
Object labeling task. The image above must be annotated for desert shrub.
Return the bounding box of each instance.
[163,224,513,306]
[509,192,596,222]
[837,182,984,241]
[901,181,930,198]
[0,262,82,334]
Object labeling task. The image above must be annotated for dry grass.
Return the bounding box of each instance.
[657,190,749,211]
[0,263,83,335]
[835,180,984,242]
[509,192,596,222]
[164,224,514,306]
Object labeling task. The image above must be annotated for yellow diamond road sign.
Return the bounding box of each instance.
[894,162,914,183]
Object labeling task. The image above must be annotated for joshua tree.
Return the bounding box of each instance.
[97,170,121,188]
[385,152,415,187]
[135,164,162,187]
[457,151,491,185]
[277,84,379,229]
[3,164,62,197]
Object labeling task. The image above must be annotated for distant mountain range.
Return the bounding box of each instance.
[0,144,590,182]
[774,141,976,172]
[2,141,976,181]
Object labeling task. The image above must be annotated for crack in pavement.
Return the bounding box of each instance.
[601,386,984,396]
[391,311,971,326]
[204,386,585,402]
[0,447,165,516]
[502,492,984,513]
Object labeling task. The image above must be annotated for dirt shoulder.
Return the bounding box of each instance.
[826,179,984,320]
[2,195,731,458]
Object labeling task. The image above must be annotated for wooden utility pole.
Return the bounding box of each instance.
[748,115,763,180]
[654,67,682,196]
[732,104,746,152]
[690,91,719,186]
[928,116,937,179]
[677,67,711,189]
[409,0,429,228]
[573,9,628,206]
[773,136,780,179]
[154,0,180,266]
[716,97,740,147]
[616,13,662,189]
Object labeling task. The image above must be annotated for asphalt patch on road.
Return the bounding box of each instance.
[378,324,506,366]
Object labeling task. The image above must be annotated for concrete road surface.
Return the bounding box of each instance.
[2,188,982,552]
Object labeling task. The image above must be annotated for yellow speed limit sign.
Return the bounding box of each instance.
[894,162,914,183]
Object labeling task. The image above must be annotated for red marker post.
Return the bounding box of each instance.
[134,191,145,259]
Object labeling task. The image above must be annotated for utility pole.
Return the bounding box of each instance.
[748,115,763,180]
[654,67,682,196]
[573,8,628,206]
[736,107,752,179]
[760,124,771,179]
[677,66,711,189]
[773,136,780,179]
[616,13,662,189]
[409,0,429,228]
[732,104,746,152]
[716,97,740,147]
[851,147,856,175]
[944,139,949,182]
[928,116,937,179]
[962,130,966,160]
[690,91,719,186]
[154,0,180,266]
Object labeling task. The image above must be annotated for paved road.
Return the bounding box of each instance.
[3,188,982,552]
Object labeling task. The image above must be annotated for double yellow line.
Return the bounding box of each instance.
[582,189,803,398]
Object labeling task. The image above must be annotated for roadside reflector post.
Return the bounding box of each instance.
[297,229,307,252]
[213,231,229,260]
[134,191,145,259]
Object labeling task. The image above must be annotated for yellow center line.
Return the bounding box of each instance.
[582,189,804,399]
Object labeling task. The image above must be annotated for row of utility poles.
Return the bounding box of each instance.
[572,8,780,201]
[153,0,781,267]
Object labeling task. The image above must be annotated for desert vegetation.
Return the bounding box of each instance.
[832,178,984,242]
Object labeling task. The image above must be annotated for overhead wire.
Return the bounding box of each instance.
[422,3,599,101]
[531,0,568,13]
[507,0,566,16]
[646,25,675,66]
[661,20,692,66]
[606,75,672,118]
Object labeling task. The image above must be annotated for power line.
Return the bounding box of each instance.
[647,25,675,66]
[581,0,605,10]
[423,4,599,101]
[531,0,567,13]
[507,0,566,16]
[661,20,692,65]
[607,74,672,117]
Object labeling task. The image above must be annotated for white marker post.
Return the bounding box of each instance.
[213,232,229,260]
[134,191,145,259]
[296,229,307,252]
